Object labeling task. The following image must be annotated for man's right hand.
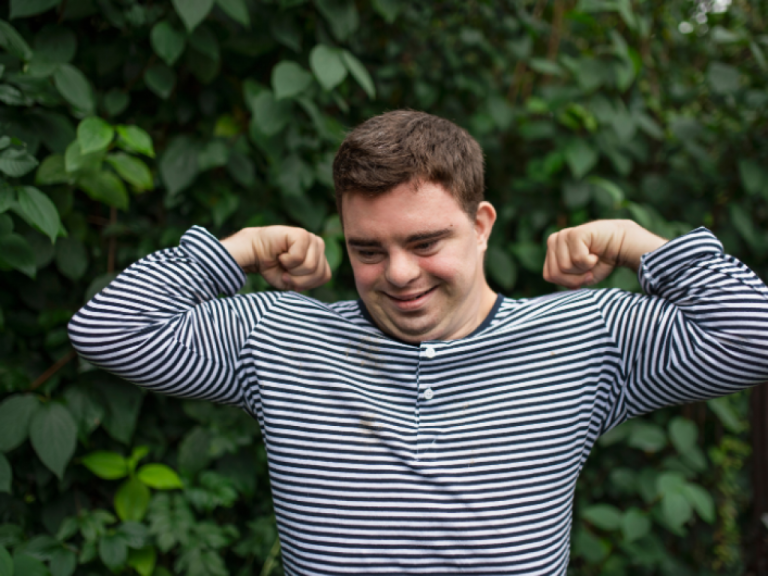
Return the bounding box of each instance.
[220,226,332,291]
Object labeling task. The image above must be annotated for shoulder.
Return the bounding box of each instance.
[484,290,610,333]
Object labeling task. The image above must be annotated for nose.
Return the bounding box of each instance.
[385,248,421,287]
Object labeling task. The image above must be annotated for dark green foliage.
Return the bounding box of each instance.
[0,0,765,574]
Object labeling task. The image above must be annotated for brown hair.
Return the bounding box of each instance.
[332,110,485,218]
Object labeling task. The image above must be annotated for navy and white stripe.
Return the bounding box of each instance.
[68,226,768,575]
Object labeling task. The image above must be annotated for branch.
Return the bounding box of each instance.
[30,349,77,391]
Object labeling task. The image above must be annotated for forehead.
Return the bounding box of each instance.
[341,181,471,240]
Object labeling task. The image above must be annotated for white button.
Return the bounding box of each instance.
[424,388,434,400]
[424,346,436,359]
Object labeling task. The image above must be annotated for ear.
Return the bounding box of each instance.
[473,201,497,251]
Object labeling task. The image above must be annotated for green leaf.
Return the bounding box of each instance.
[620,508,650,543]
[33,25,76,64]
[137,464,183,490]
[104,90,130,118]
[77,117,114,155]
[189,26,220,63]
[739,159,767,197]
[115,126,155,158]
[77,171,129,210]
[628,421,666,452]
[668,417,697,455]
[127,546,156,576]
[315,0,359,41]
[0,546,11,576]
[117,521,148,549]
[55,236,88,281]
[127,446,150,474]
[249,90,292,137]
[150,20,186,66]
[64,141,103,174]
[105,153,153,191]
[511,242,544,273]
[0,19,33,60]
[0,148,39,177]
[48,548,75,576]
[0,395,39,452]
[144,63,176,100]
[582,504,622,530]
[371,0,401,23]
[485,245,516,290]
[683,483,715,524]
[565,140,598,179]
[572,528,609,563]
[53,64,95,115]
[29,403,77,480]
[0,454,10,493]
[707,397,744,433]
[310,45,347,91]
[115,478,151,522]
[0,188,12,214]
[177,427,212,475]
[98,379,144,445]
[159,136,199,195]
[662,491,692,528]
[81,451,129,480]
[216,0,250,27]
[12,553,47,576]
[707,62,740,95]
[36,155,71,185]
[341,50,375,99]
[0,234,36,277]
[10,0,61,19]
[587,176,624,208]
[272,61,312,100]
[656,471,687,496]
[98,533,127,571]
[197,140,229,171]
[17,186,61,243]
[529,58,564,76]
[172,0,215,32]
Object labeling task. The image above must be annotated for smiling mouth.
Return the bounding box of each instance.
[387,286,437,302]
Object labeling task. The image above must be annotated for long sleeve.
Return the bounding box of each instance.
[595,227,768,430]
[67,226,283,407]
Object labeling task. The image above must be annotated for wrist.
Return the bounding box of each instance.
[220,227,265,271]
[616,220,667,271]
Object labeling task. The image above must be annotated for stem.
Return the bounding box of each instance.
[30,349,77,391]
[107,206,117,273]
[259,537,281,576]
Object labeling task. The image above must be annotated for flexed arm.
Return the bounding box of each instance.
[543,219,667,288]
[544,220,768,425]
[68,225,330,407]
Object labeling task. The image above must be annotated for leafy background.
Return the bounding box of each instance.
[0,0,767,574]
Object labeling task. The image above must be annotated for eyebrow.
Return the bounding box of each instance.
[347,228,454,248]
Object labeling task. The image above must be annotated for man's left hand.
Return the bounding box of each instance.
[543,220,667,289]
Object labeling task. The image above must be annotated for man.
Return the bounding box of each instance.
[68,110,768,575]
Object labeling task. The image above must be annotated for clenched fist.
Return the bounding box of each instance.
[543,220,667,289]
[220,226,331,291]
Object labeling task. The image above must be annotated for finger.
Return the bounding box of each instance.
[277,230,313,271]
[294,235,327,278]
[566,229,599,273]
[553,232,576,275]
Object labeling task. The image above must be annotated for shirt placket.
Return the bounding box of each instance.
[415,342,439,462]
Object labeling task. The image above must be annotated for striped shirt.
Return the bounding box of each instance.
[68,226,768,575]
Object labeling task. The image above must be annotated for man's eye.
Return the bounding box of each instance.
[415,241,437,251]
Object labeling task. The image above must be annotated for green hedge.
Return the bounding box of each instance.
[0,0,766,574]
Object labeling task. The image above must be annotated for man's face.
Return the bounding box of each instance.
[342,181,497,343]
